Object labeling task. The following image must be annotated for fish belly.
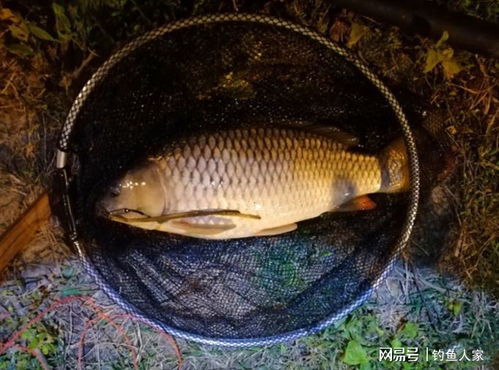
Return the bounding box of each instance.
[154,128,382,238]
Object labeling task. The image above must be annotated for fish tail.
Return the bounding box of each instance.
[379,138,410,193]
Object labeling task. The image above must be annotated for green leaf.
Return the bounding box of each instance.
[333,316,347,329]
[42,345,50,355]
[400,322,418,338]
[60,286,83,296]
[41,343,56,355]
[52,2,72,40]
[9,23,30,41]
[447,300,464,315]
[343,340,369,365]
[402,362,413,370]
[28,337,39,349]
[28,23,56,41]
[390,338,402,348]
[21,329,36,341]
[62,266,75,279]
[6,42,34,58]
[360,362,372,370]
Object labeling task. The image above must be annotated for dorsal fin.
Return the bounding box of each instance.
[283,121,359,147]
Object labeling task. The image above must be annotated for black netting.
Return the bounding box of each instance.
[59,16,419,343]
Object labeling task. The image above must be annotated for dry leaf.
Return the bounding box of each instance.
[0,8,19,22]
[442,59,463,79]
[6,42,34,58]
[347,23,369,48]
[28,23,56,42]
[436,30,449,48]
[424,49,443,73]
[9,23,30,42]
[441,47,454,59]
[423,32,463,79]
[330,19,348,42]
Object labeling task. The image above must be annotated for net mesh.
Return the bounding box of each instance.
[57,14,420,345]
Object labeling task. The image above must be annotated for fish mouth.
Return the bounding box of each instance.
[95,202,112,219]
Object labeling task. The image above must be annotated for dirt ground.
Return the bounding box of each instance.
[0,0,497,369]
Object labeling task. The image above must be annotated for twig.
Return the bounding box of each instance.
[0,73,16,95]
[232,0,239,12]
[12,345,50,370]
[130,0,152,24]
[408,263,439,333]
[0,296,182,369]
[136,322,143,363]
[78,311,138,370]
[33,348,51,369]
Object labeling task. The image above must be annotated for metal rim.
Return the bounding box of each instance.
[57,13,420,347]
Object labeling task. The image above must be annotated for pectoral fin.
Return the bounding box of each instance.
[335,195,376,212]
[113,209,261,224]
[169,220,236,236]
[254,223,297,237]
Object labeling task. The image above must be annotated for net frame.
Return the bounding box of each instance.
[55,13,420,347]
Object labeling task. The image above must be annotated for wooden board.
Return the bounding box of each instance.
[0,192,51,273]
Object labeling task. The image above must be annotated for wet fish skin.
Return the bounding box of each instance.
[100,127,408,239]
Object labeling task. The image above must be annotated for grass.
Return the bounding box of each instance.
[0,0,497,369]
[0,261,497,368]
[453,105,498,295]
[433,0,499,22]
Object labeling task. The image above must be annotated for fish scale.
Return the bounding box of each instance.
[102,127,408,239]
[179,129,370,223]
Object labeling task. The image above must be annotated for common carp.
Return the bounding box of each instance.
[98,127,409,239]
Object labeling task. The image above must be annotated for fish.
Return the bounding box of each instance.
[98,127,409,239]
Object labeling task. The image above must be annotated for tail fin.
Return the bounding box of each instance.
[379,138,410,193]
